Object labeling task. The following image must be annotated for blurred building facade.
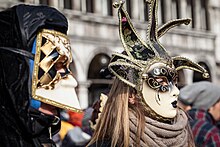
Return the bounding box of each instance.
[1,0,220,109]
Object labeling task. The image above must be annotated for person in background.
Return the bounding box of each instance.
[82,107,94,136]
[87,0,209,146]
[0,4,81,146]
[58,110,91,147]
[68,110,84,128]
[179,81,220,146]
[177,100,192,112]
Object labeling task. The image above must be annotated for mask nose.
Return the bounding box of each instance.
[170,85,180,98]
[60,75,78,87]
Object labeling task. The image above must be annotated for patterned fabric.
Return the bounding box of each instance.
[188,109,220,146]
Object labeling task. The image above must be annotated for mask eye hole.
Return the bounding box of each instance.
[54,56,68,72]
[54,62,65,73]
[155,77,168,86]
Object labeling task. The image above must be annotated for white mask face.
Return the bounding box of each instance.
[36,75,81,111]
[142,63,180,118]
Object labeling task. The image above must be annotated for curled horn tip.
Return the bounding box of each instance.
[145,0,152,4]
[184,19,191,25]
[112,2,120,8]
[113,1,125,8]
[203,72,210,79]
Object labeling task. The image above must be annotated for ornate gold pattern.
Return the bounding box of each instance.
[109,0,209,93]
[33,29,72,89]
[146,66,178,92]
[32,29,82,112]
[32,94,82,112]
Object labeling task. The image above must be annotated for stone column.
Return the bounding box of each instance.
[50,0,59,7]
[194,0,201,29]
[164,0,172,21]
[180,0,187,17]
[139,0,145,21]
[131,0,139,20]
[58,0,64,9]
[95,0,102,14]
[78,81,90,109]
[102,0,108,16]
[158,0,162,25]
[81,0,86,13]
[209,0,220,64]
[186,0,192,28]
[171,0,177,18]
[33,0,39,4]
[73,0,81,11]
[185,70,193,85]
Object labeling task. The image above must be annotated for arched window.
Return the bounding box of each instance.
[193,62,211,82]
[88,53,112,106]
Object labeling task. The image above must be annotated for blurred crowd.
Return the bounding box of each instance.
[53,107,94,147]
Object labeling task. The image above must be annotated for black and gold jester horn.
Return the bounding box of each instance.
[108,0,209,92]
[147,0,209,78]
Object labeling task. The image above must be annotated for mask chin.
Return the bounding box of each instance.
[35,75,81,111]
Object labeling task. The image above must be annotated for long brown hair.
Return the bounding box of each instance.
[87,78,145,147]
[87,78,195,147]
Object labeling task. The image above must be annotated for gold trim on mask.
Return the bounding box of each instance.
[33,94,82,113]
[108,0,209,119]
[32,29,82,112]
[33,29,71,89]
[109,1,209,94]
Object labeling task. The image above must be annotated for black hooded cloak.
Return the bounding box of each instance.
[0,4,68,146]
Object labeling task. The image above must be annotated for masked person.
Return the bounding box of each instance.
[0,4,81,147]
[87,0,209,147]
[179,81,220,146]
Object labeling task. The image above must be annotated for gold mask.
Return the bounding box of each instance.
[32,29,81,112]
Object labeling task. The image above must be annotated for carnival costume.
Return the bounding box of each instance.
[90,0,208,146]
[0,4,81,146]
[108,0,208,99]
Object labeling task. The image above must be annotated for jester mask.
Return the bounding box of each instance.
[0,4,81,112]
[109,0,209,120]
[32,29,81,112]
